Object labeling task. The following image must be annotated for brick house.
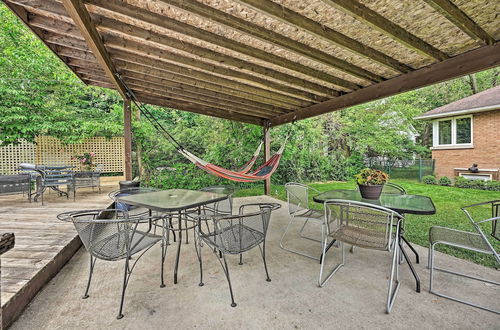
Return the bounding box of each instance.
[415,85,500,181]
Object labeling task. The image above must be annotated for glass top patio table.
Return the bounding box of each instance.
[117,189,228,212]
[313,189,436,215]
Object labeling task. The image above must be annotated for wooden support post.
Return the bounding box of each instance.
[263,122,271,195]
[123,99,133,180]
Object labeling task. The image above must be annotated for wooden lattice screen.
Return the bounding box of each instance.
[0,140,36,175]
[0,136,124,174]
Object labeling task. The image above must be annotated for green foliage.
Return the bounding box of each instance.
[454,177,500,191]
[438,176,451,186]
[354,168,389,185]
[422,175,437,185]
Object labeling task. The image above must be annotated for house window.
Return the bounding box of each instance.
[433,115,473,148]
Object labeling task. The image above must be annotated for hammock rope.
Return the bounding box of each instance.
[116,74,286,182]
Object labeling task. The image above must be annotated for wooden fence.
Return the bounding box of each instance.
[0,136,124,175]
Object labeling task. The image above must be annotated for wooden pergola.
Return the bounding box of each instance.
[3,0,499,192]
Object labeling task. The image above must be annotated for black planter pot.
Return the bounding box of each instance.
[358,183,384,200]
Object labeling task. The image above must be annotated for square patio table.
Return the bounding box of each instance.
[118,189,228,284]
[313,189,436,293]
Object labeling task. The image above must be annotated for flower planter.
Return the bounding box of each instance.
[358,183,384,200]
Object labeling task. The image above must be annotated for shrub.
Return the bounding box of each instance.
[438,176,451,186]
[422,175,437,185]
[453,177,500,191]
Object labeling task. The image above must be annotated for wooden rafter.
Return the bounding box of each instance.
[423,0,495,45]
[270,43,500,126]
[96,19,337,97]
[322,0,448,61]
[86,0,359,91]
[61,0,126,98]
[159,0,383,83]
[234,0,412,73]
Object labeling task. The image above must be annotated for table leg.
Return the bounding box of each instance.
[399,239,420,293]
[318,239,336,264]
[401,235,420,264]
[174,210,182,284]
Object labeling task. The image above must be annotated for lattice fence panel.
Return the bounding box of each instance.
[0,140,36,175]
[35,136,124,173]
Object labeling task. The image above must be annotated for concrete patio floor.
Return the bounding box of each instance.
[10,196,500,329]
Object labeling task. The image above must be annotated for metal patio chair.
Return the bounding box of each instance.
[108,187,160,218]
[382,182,407,195]
[319,200,404,313]
[199,185,235,217]
[429,200,500,314]
[280,182,325,260]
[20,163,74,205]
[195,203,280,307]
[0,174,32,202]
[61,209,166,319]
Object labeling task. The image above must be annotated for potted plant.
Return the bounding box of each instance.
[72,152,96,171]
[354,168,389,200]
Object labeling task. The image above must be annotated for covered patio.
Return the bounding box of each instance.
[8,196,500,329]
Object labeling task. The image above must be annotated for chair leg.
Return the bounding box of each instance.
[280,215,320,260]
[221,254,237,307]
[318,223,344,287]
[386,236,401,314]
[259,242,271,282]
[82,255,96,299]
[239,253,243,265]
[429,242,500,314]
[160,219,167,288]
[195,236,204,287]
[117,256,131,319]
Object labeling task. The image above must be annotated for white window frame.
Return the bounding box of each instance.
[432,115,473,149]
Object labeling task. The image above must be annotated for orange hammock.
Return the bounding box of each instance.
[179,141,285,183]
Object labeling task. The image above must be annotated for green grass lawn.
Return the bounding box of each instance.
[236,180,499,268]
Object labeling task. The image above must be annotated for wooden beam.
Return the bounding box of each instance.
[28,15,84,40]
[112,56,305,109]
[134,93,264,125]
[57,46,97,62]
[123,99,133,180]
[116,62,300,110]
[234,0,412,73]
[109,47,324,104]
[423,0,495,45]
[43,31,90,51]
[94,17,338,97]
[119,73,288,115]
[160,0,383,83]
[125,82,274,119]
[8,0,72,23]
[270,44,500,126]
[263,122,271,195]
[125,80,277,118]
[322,0,448,61]
[86,0,358,91]
[61,0,127,98]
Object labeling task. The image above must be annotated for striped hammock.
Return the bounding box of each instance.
[179,141,285,182]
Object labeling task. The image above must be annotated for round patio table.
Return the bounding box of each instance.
[313,189,437,293]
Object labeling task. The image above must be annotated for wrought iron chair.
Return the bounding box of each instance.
[319,200,404,313]
[73,164,104,194]
[20,163,74,205]
[429,200,500,314]
[199,185,235,216]
[382,182,407,194]
[280,182,324,260]
[195,203,280,307]
[108,187,159,218]
[60,209,166,319]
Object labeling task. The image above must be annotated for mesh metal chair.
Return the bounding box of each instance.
[429,200,500,314]
[195,203,280,307]
[108,187,159,217]
[199,185,235,216]
[382,182,407,194]
[280,182,324,260]
[59,209,166,319]
[320,200,404,313]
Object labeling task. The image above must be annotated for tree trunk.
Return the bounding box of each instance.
[468,74,478,94]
